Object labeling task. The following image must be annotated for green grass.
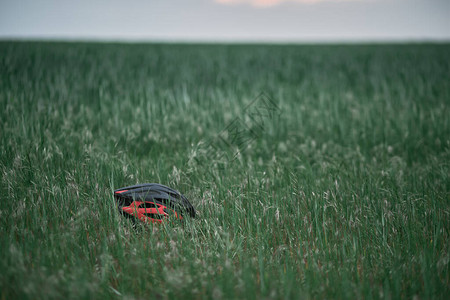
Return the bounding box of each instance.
[0,41,449,299]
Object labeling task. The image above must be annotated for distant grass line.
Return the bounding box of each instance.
[0,42,449,299]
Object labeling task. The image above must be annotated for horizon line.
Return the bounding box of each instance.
[1,35,450,45]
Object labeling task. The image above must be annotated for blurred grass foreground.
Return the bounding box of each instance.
[0,42,449,299]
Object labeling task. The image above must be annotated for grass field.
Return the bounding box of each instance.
[0,41,449,299]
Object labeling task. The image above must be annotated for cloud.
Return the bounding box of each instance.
[215,0,357,7]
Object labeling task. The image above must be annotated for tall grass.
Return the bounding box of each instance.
[0,42,449,299]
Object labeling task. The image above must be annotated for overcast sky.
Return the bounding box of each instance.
[0,0,449,42]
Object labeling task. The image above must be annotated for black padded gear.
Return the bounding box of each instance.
[114,183,196,218]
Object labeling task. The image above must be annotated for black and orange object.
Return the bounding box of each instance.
[114,183,196,224]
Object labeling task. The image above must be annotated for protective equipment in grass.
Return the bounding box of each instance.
[114,183,196,224]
